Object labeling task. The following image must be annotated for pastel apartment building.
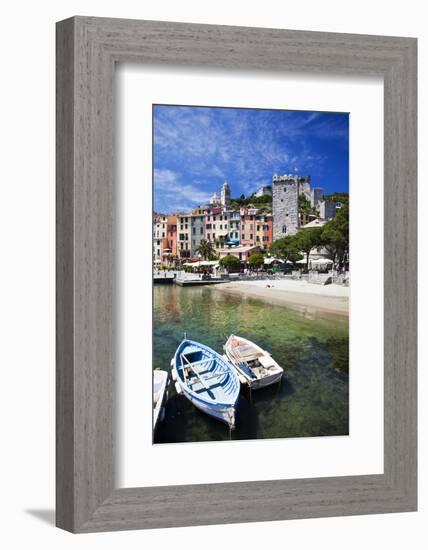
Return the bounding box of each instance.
[177,213,191,258]
[153,214,168,261]
[204,207,230,249]
[190,207,205,256]
[166,214,178,258]
[240,207,273,248]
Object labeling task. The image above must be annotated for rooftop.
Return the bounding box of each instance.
[300,218,327,229]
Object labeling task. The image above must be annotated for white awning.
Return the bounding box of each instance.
[183,260,218,267]
[312,258,333,264]
[200,261,218,266]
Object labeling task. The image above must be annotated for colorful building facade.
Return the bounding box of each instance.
[190,208,205,256]
[218,244,261,263]
[153,214,168,262]
[165,214,178,259]
[153,176,333,266]
[177,213,191,258]
[239,207,273,250]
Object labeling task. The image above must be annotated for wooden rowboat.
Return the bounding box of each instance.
[224,334,283,390]
[171,339,240,428]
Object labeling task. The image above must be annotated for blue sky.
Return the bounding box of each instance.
[153,105,349,214]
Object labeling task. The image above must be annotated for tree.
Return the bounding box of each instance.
[298,194,318,217]
[320,224,345,262]
[269,236,303,264]
[323,192,349,205]
[195,239,217,260]
[230,194,272,208]
[248,253,265,270]
[219,254,242,272]
[295,227,323,272]
[321,202,349,268]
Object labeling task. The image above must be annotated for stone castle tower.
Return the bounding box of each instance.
[272,175,301,239]
[221,181,231,208]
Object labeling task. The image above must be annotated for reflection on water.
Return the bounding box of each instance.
[153,285,349,444]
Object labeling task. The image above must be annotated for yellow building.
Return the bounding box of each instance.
[177,213,192,258]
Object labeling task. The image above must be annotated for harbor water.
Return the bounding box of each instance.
[153,284,349,444]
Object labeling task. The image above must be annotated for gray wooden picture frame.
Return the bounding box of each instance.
[56,16,417,533]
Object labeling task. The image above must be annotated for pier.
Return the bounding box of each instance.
[174,278,225,287]
[154,273,175,285]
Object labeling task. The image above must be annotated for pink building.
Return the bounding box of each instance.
[240,207,259,246]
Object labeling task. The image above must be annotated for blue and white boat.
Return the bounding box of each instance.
[171,339,240,428]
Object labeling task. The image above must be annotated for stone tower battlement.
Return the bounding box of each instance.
[272,175,302,239]
[272,175,300,241]
[221,181,231,208]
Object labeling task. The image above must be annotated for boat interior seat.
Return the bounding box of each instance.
[183,345,202,355]
[188,369,227,386]
[182,356,213,371]
[193,381,224,395]
[185,359,214,375]
[237,351,259,361]
[258,355,276,368]
[234,344,253,354]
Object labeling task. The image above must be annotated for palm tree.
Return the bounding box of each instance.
[195,239,217,260]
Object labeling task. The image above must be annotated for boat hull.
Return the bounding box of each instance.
[180,378,235,426]
[228,359,283,389]
[153,369,169,431]
[246,370,282,390]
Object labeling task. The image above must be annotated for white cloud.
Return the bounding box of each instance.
[154,168,213,212]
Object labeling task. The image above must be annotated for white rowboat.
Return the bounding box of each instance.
[224,334,283,390]
[153,369,169,431]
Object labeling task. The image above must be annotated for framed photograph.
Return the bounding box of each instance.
[56,17,417,532]
[151,104,350,446]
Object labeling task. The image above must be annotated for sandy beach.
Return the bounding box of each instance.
[212,279,349,318]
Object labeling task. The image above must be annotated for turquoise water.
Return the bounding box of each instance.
[153,284,349,444]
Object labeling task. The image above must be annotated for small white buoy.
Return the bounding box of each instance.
[174,381,182,395]
[171,368,177,382]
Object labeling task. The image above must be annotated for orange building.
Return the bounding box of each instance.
[255,214,273,249]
